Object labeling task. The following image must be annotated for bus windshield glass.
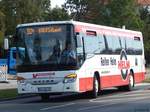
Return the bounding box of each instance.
[16,24,77,70]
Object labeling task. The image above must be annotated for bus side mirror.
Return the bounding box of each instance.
[76,35,83,47]
[4,38,9,50]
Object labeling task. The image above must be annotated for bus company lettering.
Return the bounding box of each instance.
[33,72,55,78]
[118,60,130,70]
[110,57,117,65]
[101,57,116,66]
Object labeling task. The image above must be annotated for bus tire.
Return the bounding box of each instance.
[40,94,50,101]
[118,72,135,91]
[125,72,135,91]
[90,76,99,98]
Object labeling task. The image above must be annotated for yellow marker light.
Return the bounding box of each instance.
[63,74,77,83]
[65,74,77,78]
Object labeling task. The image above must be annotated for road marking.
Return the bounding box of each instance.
[89,90,150,102]
[40,103,75,111]
[90,95,150,103]
[79,96,150,111]
[77,103,117,111]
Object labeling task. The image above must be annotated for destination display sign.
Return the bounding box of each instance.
[26,26,62,35]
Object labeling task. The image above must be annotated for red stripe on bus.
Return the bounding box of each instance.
[79,72,145,92]
[75,25,142,38]
[79,77,93,92]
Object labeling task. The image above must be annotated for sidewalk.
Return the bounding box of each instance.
[0,80,17,90]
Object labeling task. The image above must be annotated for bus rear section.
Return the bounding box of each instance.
[74,22,145,93]
[16,21,145,100]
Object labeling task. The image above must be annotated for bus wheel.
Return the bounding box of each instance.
[118,72,134,91]
[40,94,49,101]
[126,72,134,91]
[91,76,99,98]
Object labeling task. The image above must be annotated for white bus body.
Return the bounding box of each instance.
[16,21,145,99]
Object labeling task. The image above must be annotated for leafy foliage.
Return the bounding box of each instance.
[140,6,150,64]
[0,10,5,47]
[44,6,70,21]
[64,0,144,30]
[0,0,51,35]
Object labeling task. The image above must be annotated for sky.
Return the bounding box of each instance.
[51,0,66,8]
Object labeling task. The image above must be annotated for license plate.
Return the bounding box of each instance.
[38,87,51,92]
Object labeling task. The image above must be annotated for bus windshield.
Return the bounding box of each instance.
[16,24,77,71]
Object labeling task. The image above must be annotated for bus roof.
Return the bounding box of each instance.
[17,21,142,37]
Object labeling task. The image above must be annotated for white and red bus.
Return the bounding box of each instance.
[15,21,145,100]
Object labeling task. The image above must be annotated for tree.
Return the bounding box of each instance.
[64,0,144,30]
[105,0,144,30]
[0,0,51,35]
[63,0,89,21]
[140,6,150,64]
[15,0,51,23]
[45,6,70,21]
[0,10,5,48]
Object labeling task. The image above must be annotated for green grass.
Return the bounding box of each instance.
[143,77,150,83]
[0,89,18,99]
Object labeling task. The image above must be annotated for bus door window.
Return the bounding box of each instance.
[76,33,85,66]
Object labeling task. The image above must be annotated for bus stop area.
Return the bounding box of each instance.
[0,59,17,90]
[0,80,17,90]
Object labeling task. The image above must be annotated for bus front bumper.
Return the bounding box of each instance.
[17,80,78,94]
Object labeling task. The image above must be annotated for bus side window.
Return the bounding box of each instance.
[120,37,126,50]
[112,36,122,54]
[133,37,143,55]
[126,37,134,55]
[84,32,100,54]
[99,35,106,54]
[105,35,113,54]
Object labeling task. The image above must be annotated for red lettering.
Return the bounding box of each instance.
[118,60,130,70]
[32,72,55,78]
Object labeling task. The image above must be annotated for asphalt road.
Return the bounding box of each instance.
[0,83,150,112]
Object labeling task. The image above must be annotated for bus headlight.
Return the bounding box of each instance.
[63,74,77,83]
